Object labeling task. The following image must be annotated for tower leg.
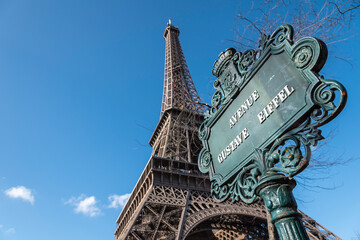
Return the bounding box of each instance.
[256,173,309,240]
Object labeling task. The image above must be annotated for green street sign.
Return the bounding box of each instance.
[198,25,347,204]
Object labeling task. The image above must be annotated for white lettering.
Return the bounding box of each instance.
[218,128,250,163]
[241,103,248,111]
[229,90,260,128]
[284,85,295,95]
[258,111,266,124]
[252,90,260,101]
[245,97,254,107]
[218,154,223,163]
[237,108,245,118]
[233,138,240,147]
[278,89,287,102]
[258,85,296,124]
[231,140,236,151]
[266,101,275,114]
[226,146,231,156]
[236,134,243,144]
[242,128,250,139]
[229,118,235,128]
[272,95,280,108]
[263,106,270,118]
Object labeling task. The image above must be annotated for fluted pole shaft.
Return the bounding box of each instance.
[256,173,309,240]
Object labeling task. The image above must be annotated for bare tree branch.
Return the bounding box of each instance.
[233,0,360,58]
[230,0,359,189]
[329,1,360,14]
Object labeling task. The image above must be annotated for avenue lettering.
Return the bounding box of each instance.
[219,85,295,164]
[217,128,250,163]
[257,85,295,124]
[229,90,260,128]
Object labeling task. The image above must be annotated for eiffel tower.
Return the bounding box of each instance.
[114,20,341,240]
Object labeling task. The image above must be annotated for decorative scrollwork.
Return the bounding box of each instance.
[222,71,236,92]
[279,146,302,169]
[238,50,257,75]
[211,90,222,109]
[265,118,322,178]
[211,180,229,203]
[311,77,347,126]
[297,126,324,146]
[212,48,236,77]
[259,24,294,53]
[210,119,325,202]
[200,150,211,169]
[198,149,212,173]
[211,162,260,204]
[211,151,265,204]
[198,122,209,141]
[206,25,296,119]
[232,51,241,62]
[201,24,347,204]
[248,80,344,180]
[294,46,313,68]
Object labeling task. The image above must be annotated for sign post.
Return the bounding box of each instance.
[198,25,347,239]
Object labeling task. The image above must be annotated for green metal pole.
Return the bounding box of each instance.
[255,173,309,240]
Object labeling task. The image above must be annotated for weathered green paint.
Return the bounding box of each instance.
[208,51,311,186]
[256,173,309,240]
[198,25,347,239]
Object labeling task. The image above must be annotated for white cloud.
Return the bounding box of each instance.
[4,228,15,235]
[5,186,34,204]
[108,193,131,209]
[0,225,15,236]
[65,194,101,217]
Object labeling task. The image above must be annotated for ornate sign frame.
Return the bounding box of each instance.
[198,25,347,204]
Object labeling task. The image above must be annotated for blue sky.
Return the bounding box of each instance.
[0,1,359,240]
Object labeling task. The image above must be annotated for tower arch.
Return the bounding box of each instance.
[182,205,268,239]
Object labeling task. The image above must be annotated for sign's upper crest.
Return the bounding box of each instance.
[198,25,347,203]
[206,25,328,120]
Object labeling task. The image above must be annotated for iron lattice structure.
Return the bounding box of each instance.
[161,20,204,116]
[114,21,341,240]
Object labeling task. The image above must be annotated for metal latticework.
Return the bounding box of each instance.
[114,21,341,240]
[161,20,205,116]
